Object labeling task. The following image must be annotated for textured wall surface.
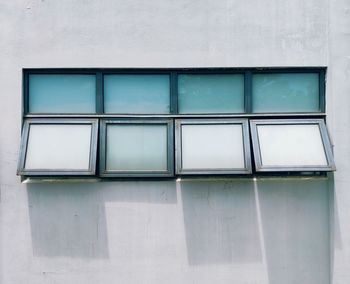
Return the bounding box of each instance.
[0,0,348,283]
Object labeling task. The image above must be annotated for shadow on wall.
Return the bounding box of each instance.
[27,180,177,258]
[180,179,262,265]
[256,178,331,284]
[26,177,334,284]
[180,178,332,284]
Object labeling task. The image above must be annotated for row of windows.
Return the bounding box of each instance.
[17,118,335,177]
[18,68,333,179]
[24,68,325,115]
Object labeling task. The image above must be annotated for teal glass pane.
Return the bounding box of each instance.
[29,75,96,113]
[178,74,245,114]
[106,124,168,171]
[252,73,320,113]
[104,75,170,114]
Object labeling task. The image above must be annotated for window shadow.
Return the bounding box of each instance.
[100,180,177,204]
[180,179,262,265]
[256,178,330,284]
[328,173,342,283]
[27,180,177,258]
[27,183,109,258]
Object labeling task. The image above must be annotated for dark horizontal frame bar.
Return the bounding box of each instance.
[175,118,252,175]
[99,118,174,177]
[21,171,328,183]
[24,113,327,119]
[17,118,99,176]
[23,67,327,116]
[250,118,336,172]
[23,67,326,73]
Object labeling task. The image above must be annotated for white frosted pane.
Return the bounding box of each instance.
[25,124,92,170]
[257,124,328,166]
[106,125,168,171]
[182,124,245,169]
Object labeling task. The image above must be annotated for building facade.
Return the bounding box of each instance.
[1,0,350,283]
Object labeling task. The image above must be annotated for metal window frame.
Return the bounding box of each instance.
[17,118,99,176]
[99,118,174,177]
[175,118,252,175]
[250,119,335,172]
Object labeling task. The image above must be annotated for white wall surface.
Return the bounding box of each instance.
[0,0,348,283]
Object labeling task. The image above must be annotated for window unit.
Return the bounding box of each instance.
[18,68,334,179]
[17,119,98,176]
[99,119,174,177]
[250,119,335,172]
[175,119,251,175]
[251,71,323,113]
[103,74,171,114]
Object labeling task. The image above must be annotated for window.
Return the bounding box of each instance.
[252,72,321,113]
[250,119,335,172]
[28,74,96,113]
[104,74,170,114]
[99,119,174,177]
[17,119,98,176]
[18,68,334,179]
[178,74,244,114]
[175,119,251,175]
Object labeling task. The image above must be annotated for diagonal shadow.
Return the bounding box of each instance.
[181,179,262,265]
[27,180,177,258]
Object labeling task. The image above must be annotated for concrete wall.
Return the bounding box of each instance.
[0,0,348,283]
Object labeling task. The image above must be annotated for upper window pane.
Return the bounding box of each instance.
[104,75,170,114]
[29,74,96,113]
[252,73,320,113]
[178,74,245,114]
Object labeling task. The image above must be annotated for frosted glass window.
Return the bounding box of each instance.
[252,73,320,113]
[250,120,335,171]
[25,125,92,170]
[29,75,96,113]
[257,124,327,166]
[106,124,168,171]
[178,74,245,113]
[176,120,252,174]
[182,124,245,169]
[104,75,170,113]
[17,119,98,176]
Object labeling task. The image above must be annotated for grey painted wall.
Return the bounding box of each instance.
[0,0,348,283]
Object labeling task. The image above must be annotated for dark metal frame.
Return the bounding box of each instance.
[99,119,174,177]
[175,118,252,175]
[17,118,99,176]
[250,119,336,172]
